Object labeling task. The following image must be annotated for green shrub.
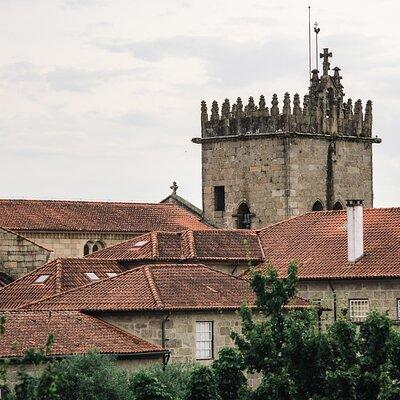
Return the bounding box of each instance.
[185,365,220,400]
[212,348,246,400]
[40,351,132,400]
[138,362,195,400]
[130,370,172,400]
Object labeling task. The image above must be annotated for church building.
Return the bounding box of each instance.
[193,48,381,229]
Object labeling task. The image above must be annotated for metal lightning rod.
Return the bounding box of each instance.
[314,22,320,71]
[308,6,312,81]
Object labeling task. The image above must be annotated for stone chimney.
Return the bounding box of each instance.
[346,200,364,262]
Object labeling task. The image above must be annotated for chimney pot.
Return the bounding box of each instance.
[346,199,364,262]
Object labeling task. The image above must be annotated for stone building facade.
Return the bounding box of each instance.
[0,227,51,281]
[297,279,400,325]
[193,48,381,229]
[98,310,241,364]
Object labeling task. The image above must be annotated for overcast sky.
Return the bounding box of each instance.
[0,0,398,208]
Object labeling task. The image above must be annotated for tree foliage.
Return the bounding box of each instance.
[231,261,400,400]
[130,370,172,400]
[185,365,220,400]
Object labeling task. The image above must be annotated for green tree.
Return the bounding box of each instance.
[212,347,246,400]
[41,351,132,400]
[185,365,220,400]
[130,370,172,400]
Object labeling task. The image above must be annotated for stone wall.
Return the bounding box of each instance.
[201,134,374,229]
[0,228,51,280]
[19,231,138,259]
[297,278,400,324]
[98,310,242,364]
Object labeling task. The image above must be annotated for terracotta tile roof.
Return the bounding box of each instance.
[25,264,256,312]
[0,199,210,232]
[0,310,164,358]
[253,207,400,280]
[87,229,264,262]
[0,258,123,310]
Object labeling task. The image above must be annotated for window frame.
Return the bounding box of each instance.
[195,321,214,360]
[397,299,400,320]
[349,298,370,322]
[214,186,225,212]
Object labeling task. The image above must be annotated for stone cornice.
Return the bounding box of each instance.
[192,131,382,145]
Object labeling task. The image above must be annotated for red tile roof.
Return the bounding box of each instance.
[254,207,400,280]
[0,310,164,358]
[0,258,123,310]
[0,199,210,232]
[88,229,264,262]
[25,264,256,312]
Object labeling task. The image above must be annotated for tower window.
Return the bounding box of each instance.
[312,201,324,212]
[237,203,252,229]
[333,201,343,210]
[214,186,225,211]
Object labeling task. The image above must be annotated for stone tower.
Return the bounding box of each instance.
[192,48,381,229]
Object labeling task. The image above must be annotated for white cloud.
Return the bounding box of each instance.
[0,0,398,208]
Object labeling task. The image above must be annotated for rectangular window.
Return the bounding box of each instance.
[397,299,400,320]
[214,186,225,211]
[196,321,213,360]
[349,299,369,322]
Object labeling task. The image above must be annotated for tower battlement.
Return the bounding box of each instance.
[200,49,374,139]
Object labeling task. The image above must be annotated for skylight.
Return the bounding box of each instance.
[106,272,118,278]
[85,272,100,282]
[33,274,50,284]
[133,240,149,247]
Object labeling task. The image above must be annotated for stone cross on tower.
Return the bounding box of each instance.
[170,181,178,195]
[320,48,332,76]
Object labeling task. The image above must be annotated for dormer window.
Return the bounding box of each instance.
[85,272,100,282]
[33,274,51,284]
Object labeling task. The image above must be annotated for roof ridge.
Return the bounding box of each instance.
[143,267,163,308]
[151,232,159,259]
[0,198,178,206]
[54,259,63,294]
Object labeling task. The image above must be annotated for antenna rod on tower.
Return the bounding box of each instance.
[314,22,320,71]
[308,7,311,80]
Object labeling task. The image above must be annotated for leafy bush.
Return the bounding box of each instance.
[130,370,171,400]
[185,365,220,400]
[40,351,132,400]
[212,348,246,400]
[138,362,195,400]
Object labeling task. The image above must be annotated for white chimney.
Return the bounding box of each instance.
[346,199,364,262]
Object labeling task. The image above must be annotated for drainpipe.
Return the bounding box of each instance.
[328,281,337,322]
[161,312,171,370]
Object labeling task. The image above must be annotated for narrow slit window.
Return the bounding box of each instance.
[214,186,225,211]
[196,321,213,360]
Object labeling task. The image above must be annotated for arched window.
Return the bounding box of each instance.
[237,203,252,229]
[333,201,343,210]
[84,240,105,256]
[312,201,324,212]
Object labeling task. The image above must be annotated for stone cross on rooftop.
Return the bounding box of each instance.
[320,48,332,76]
[170,181,178,195]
